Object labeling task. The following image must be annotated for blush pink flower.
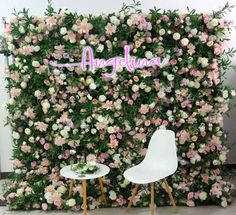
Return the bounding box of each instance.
[46,16,57,26]
[21,145,31,153]
[21,45,34,56]
[108,139,119,148]
[210,183,222,198]
[54,136,65,146]
[24,107,35,119]
[116,195,126,206]
[187,200,195,207]
[105,23,116,35]
[10,87,21,97]
[139,104,149,114]
[133,133,146,142]
[78,19,93,34]
[36,122,48,132]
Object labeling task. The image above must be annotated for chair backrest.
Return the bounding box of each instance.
[142,129,178,172]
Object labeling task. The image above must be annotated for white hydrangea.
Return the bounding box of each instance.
[109,190,117,200]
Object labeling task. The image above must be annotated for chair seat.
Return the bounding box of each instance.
[124,164,175,184]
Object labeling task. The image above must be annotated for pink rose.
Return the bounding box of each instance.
[44,143,51,150]
[42,203,48,211]
[54,199,62,208]
[8,192,15,199]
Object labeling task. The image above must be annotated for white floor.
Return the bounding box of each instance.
[0,204,236,215]
[1,180,236,215]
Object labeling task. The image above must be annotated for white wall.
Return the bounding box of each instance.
[1,0,236,172]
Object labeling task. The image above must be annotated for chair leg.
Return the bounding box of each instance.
[82,180,87,215]
[68,179,74,198]
[150,182,155,215]
[127,184,139,211]
[98,177,107,205]
[164,179,177,213]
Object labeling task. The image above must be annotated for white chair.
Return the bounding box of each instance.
[124,129,178,215]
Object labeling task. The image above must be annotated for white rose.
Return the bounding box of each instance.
[173,32,181,40]
[132,84,139,92]
[25,128,31,135]
[231,90,236,97]
[52,124,58,131]
[19,26,25,34]
[25,36,31,43]
[89,83,97,90]
[8,43,15,51]
[190,28,198,35]
[127,19,132,26]
[110,16,120,26]
[60,27,67,35]
[99,95,106,102]
[42,102,50,109]
[96,44,104,52]
[52,69,60,76]
[144,86,151,93]
[60,74,66,80]
[145,51,153,59]
[221,200,227,208]
[219,154,226,162]
[213,160,220,165]
[199,192,207,200]
[66,198,76,207]
[180,38,189,46]
[48,87,55,95]
[12,131,20,139]
[194,82,200,89]
[72,24,78,31]
[167,74,174,81]
[107,126,115,134]
[34,90,41,97]
[159,29,166,36]
[17,188,24,195]
[109,190,117,200]
[32,60,40,67]
[217,29,229,39]
[33,46,40,52]
[222,90,228,99]
[80,39,86,45]
[157,91,166,99]
[197,57,208,68]
[85,76,94,85]
[211,19,219,27]
[91,128,97,134]
[20,82,27,89]
[58,186,67,194]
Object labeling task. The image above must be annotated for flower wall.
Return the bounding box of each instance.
[1,2,236,211]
